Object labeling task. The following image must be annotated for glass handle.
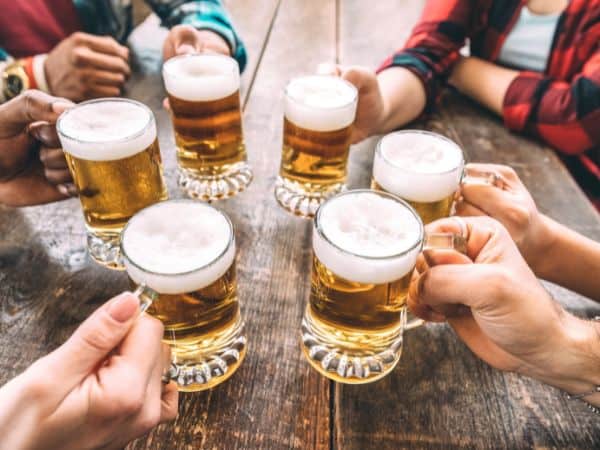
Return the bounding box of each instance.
[423,232,467,255]
[461,167,499,187]
[132,283,158,314]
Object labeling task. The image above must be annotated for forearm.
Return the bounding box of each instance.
[532,215,600,301]
[448,57,519,116]
[376,67,427,133]
[0,375,38,449]
[527,313,600,407]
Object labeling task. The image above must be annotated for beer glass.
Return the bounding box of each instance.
[301,189,463,384]
[275,75,358,218]
[163,54,252,200]
[372,130,496,224]
[121,200,246,392]
[57,98,168,269]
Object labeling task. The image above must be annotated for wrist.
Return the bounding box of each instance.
[528,314,600,406]
[523,214,558,278]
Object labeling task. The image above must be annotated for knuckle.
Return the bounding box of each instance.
[72,47,86,65]
[116,388,146,416]
[72,31,85,42]
[138,407,162,431]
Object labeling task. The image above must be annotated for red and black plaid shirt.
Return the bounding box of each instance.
[379,0,600,207]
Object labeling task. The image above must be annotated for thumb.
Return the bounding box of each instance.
[172,26,203,55]
[44,292,140,390]
[0,91,72,134]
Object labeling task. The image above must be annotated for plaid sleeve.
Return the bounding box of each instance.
[145,0,247,72]
[503,46,600,155]
[377,0,477,111]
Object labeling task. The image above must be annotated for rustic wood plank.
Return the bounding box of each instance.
[336,0,600,449]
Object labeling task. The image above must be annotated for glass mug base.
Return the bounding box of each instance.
[166,319,247,392]
[274,176,346,218]
[87,230,124,270]
[301,307,405,384]
[178,161,253,201]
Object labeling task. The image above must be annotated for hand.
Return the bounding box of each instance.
[0,292,178,450]
[456,163,553,273]
[163,25,231,61]
[0,90,77,206]
[317,64,387,144]
[408,216,600,401]
[45,32,130,101]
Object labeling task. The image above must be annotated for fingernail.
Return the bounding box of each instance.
[176,44,197,55]
[108,292,139,322]
[57,184,69,196]
[52,101,73,114]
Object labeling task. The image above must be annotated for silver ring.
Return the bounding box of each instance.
[161,373,171,385]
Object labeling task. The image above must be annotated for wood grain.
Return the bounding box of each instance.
[336,1,600,449]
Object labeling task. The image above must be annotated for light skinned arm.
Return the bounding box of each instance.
[448,56,519,116]
[409,217,600,407]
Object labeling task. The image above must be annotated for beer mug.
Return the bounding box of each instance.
[372,130,496,225]
[162,54,252,200]
[275,75,358,218]
[121,200,246,392]
[301,189,464,384]
[57,98,168,269]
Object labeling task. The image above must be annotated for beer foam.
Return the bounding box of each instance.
[163,54,240,101]
[58,99,157,161]
[313,191,422,284]
[284,75,357,132]
[122,201,235,294]
[373,131,464,202]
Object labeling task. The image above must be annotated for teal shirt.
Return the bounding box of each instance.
[1,0,246,72]
[498,6,561,72]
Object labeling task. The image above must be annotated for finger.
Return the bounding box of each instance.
[465,163,520,184]
[74,47,131,76]
[87,70,127,87]
[160,382,179,423]
[459,182,512,217]
[87,84,122,98]
[45,292,140,389]
[118,314,164,384]
[163,98,171,111]
[341,66,374,91]
[28,123,61,148]
[0,165,69,206]
[39,147,68,169]
[133,343,168,436]
[44,168,72,185]
[425,217,497,261]
[411,263,507,311]
[74,32,129,60]
[57,183,78,197]
[171,25,204,55]
[0,91,73,132]
[454,199,487,217]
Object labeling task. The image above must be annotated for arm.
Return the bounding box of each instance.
[533,215,600,301]
[451,47,600,154]
[147,0,247,71]
[377,0,482,116]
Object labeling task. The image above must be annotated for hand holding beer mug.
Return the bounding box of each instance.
[301,190,465,383]
[162,54,252,200]
[121,200,246,391]
[275,75,358,218]
[57,99,168,268]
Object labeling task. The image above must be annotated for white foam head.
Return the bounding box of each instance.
[122,200,235,294]
[163,54,240,102]
[373,131,464,203]
[284,75,357,132]
[57,99,156,161]
[313,190,423,284]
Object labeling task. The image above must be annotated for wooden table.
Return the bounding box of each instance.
[2,1,600,448]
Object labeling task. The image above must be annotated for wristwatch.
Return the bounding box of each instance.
[2,60,29,100]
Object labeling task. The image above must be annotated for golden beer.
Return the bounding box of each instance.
[371,180,455,226]
[163,54,252,200]
[302,190,423,384]
[57,99,168,269]
[121,200,246,392]
[275,75,357,218]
